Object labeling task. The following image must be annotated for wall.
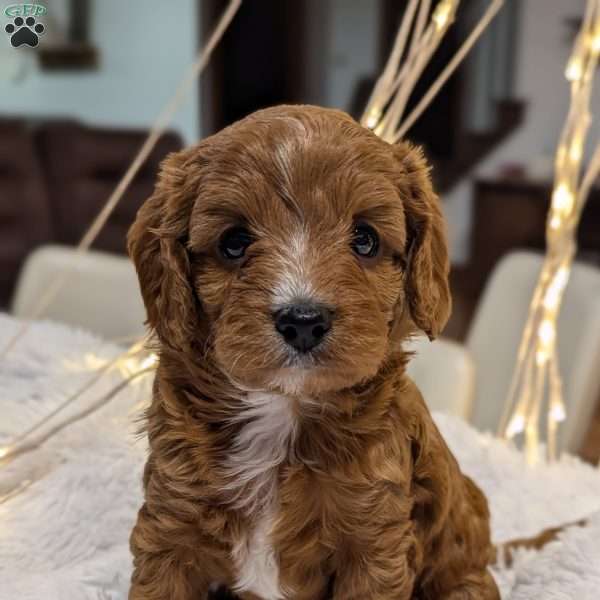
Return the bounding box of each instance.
[0,0,199,144]
[323,0,379,112]
[444,0,600,264]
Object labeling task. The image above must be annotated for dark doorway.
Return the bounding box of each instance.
[201,0,309,136]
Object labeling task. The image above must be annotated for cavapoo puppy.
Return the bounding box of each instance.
[127,105,500,599]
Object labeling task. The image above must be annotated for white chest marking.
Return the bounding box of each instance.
[226,392,297,599]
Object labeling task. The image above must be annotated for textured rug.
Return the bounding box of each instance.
[1,314,600,599]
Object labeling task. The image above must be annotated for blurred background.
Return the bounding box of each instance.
[1,0,599,459]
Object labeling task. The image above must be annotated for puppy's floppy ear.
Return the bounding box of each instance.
[127,148,199,351]
[393,141,451,339]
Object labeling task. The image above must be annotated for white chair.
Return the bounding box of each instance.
[406,336,475,419]
[11,244,146,340]
[467,251,600,453]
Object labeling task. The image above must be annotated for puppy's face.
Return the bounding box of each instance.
[129,106,450,396]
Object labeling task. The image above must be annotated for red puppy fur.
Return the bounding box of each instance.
[127,105,500,600]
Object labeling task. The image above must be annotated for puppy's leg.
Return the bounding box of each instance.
[129,504,210,600]
[331,544,416,600]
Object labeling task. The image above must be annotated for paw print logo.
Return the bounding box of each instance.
[5,16,45,48]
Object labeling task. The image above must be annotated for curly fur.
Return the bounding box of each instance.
[127,105,498,599]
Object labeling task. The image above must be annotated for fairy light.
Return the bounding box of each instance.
[365,108,382,130]
[535,349,548,367]
[433,0,454,30]
[565,57,583,81]
[500,0,600,463]
[538,319,556,347]
[590,28,600,53]
[0,336,156,469]
[543,267,570,310]
[140,353,158,370]
[551,183,575,215]
[569,138,584,163]
[550,402,567,423]
[506,413,525,438]
[549,215,562,230]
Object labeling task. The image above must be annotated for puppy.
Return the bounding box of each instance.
[127,105,500,600]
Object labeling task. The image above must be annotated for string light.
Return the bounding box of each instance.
[499,0,600,463]
[551,183,575,215]
[550,402,567,423]
[0,338,155,467]
[365,108,382,130]
[433,0,454,30]
[590,29,600,53]
[565,57,583,81]
[549,215,562,230]
[569,138,584,163]
[140,353,158,370]
[538,319,556,347]
[543,267,570,310]
[506,413,525,438]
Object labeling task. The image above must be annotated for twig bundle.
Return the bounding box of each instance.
[361,0,504,143]
[499,0,600,463]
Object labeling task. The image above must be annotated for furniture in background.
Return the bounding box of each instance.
[0,120,53,307]
[0,119,182,309]
[471,177,600,287]
[466,251,600,455]
[406,336,475,420]
[447,176,600,341]
[12,244,146,340]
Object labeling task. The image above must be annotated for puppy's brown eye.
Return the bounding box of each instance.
[351,223,379,258]
[219,227,253,260]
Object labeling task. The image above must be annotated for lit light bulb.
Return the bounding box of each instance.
[552,183,575,215]
[555,267,569,290]
[0,446,8,459]
[569,139,583,162]
[550,402,566,423]
[538,319,556,347]
[591,31,600,54]
[506,413,525,438]
[366,108,381,130]
[549,215,562,230]
[566,56,583,81]
[543,267,570,310]
[536,349,548,366]
[140,353,158,370]
[433,0,453,31]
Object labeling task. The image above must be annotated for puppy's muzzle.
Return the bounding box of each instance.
[274,302,333,353]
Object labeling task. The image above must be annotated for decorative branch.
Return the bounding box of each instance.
[5,337,150,449]
[362,0,504,143]
[499,0,600,463]
[0,366,154,466]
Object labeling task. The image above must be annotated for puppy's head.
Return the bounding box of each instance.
[128,105,450,395]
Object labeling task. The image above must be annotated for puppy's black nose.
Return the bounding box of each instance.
[274,303,333,353]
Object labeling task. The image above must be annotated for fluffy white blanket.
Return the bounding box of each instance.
[1,314,600,599]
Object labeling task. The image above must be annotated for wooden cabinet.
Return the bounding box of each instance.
[446,177,600,342]
[470,177,600,295]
